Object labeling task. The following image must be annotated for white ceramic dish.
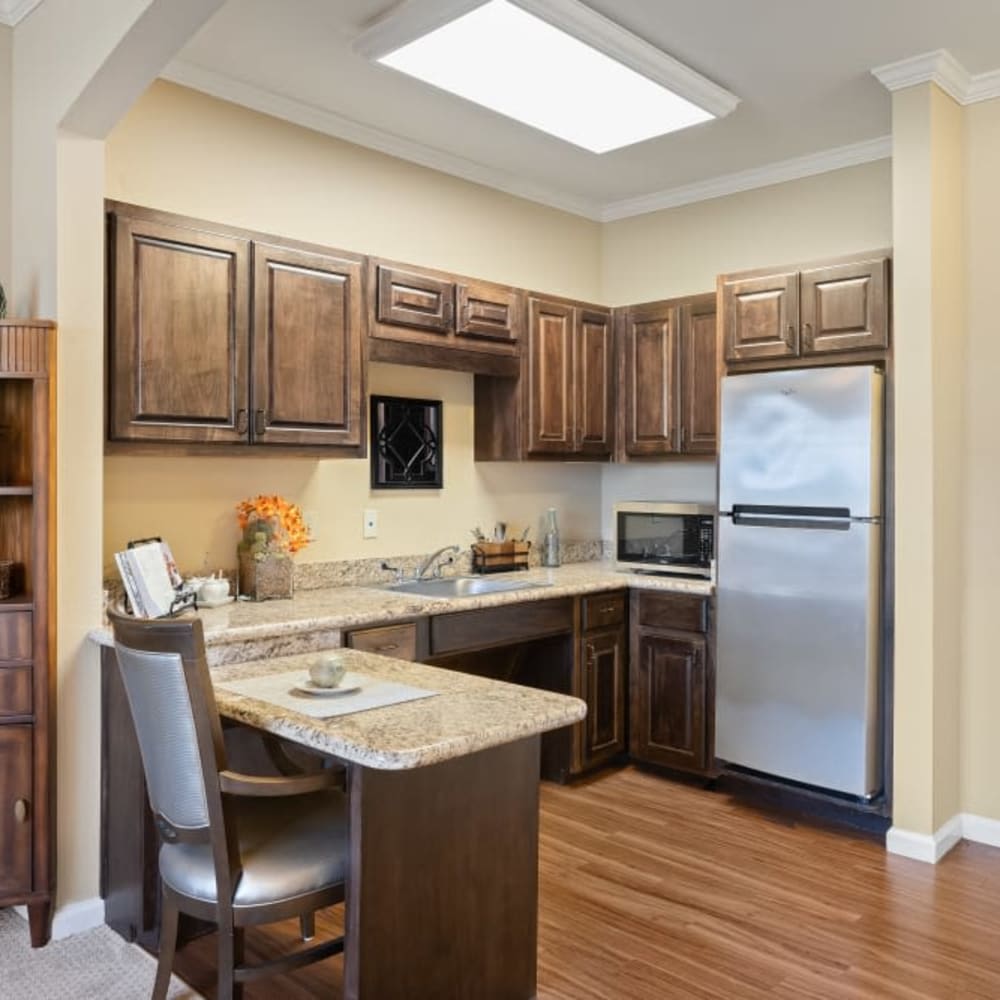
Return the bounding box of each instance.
[198,595,235,609]
[291,680,361,698]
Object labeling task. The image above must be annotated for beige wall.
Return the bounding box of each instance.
[961,98,1000,821]
[0,25,11,293]
[601,160,893,305]
[103,81,606,572]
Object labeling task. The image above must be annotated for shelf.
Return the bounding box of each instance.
[0,486,32,496]
[0,594,32,611]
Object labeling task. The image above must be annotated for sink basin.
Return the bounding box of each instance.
[383,576,551,599]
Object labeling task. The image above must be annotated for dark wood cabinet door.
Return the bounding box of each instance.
[110,213,250,442]
[456,280,523,344]
[527,298,575,455]
[623,303,680,456]
[723,271,799,363]
[375,264,454,335]
[631,631,708,773]
[575,308,613,456]
[680,297,718,455]
[0,725,33,895]
[252,243,364,448]
[800,257,889,355]
[582,627,626,767]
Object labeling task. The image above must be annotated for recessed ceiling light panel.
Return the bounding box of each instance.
[365,0,734,154]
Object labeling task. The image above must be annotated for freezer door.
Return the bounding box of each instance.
[718,366,883,517]
[715,514,882,797]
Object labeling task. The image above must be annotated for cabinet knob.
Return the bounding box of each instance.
[236,408,249,434]
[13,798,28,824]
[254,409,266,435]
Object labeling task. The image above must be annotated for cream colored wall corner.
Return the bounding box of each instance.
[103,81,606,572]
[888,83,965,840]
[600,159,893,306]
[960,98,1000,822]
[0,26,12,292]
[55,132,107,914]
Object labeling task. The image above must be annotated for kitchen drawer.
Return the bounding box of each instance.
[0,665,32,717]
[581,592,626,631]
[635,591,707,634]
[431,598,573,656]
[0,612,32,662]
[376,264,454,334]
[347,622,418,662]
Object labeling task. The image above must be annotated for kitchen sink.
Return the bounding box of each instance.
[383,576,551,599]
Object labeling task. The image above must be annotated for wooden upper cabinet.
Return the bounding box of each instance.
[456,280,523,344]
[800,257,889,355]
[375,264,454,335]
[368,259,521,375]
[575,309,613,455]
[722,270,799,364]
[622,303,680,456]
[109,212,250,443]
[720,251,891,369]
[680,298,718,454]
[252,244,364,448]
[619,292,716,459]
[527,298,575,455]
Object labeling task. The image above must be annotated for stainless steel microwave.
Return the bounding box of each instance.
[614,502,715,578]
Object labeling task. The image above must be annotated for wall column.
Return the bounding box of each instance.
[888,83,966,859]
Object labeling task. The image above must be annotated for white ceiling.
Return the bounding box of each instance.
[165,0,1000,220]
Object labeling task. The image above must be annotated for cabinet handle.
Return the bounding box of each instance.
[601,605,617,615]
[236,408,249,434]
[679,425,686,449]
[374,643,399,652]
[802,322,814,348]
[254,409,266,435]
[13,799,28,824]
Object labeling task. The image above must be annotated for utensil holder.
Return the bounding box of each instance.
[471,541,530,574]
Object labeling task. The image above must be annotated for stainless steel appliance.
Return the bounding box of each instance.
[716,365,883,798]
[614,502,715,578]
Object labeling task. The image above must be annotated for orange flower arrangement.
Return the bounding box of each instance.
[236,494,311,555]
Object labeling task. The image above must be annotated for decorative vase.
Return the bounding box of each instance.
[237,522,294,601]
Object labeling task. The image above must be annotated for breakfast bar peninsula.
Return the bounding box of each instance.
[97,631,585,1000]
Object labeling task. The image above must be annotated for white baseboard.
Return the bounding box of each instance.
[887,812,1000,863]
[13,896,104,940]
[886,814,963,863]
[960,812,1000,849]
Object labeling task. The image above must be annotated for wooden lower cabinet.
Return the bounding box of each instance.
[629,592,712,775]
[0,725,33,895]
[580,627,626,768]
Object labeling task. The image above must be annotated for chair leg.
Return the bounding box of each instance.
[217,925,245,1000]
[153,893,179,1000]
[300,911,315,941]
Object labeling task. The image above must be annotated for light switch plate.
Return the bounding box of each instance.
[363,508,378,539]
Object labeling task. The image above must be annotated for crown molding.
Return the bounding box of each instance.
[160,60,605,220]
[600,135,892,222]
[353,0,740,120]
[163,62,890,224]
[872,48,1000,106]
[0,0,43,27]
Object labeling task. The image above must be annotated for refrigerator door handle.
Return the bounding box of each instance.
[732,504,852,531]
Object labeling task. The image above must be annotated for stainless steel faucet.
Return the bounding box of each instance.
[416,545,461,580]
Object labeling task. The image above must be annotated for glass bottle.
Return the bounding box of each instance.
[542,508,561,567]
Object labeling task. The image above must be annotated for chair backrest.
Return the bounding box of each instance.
[108,612,230,847]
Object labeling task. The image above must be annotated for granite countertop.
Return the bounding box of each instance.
[212,648,587,770]
[90,561,712,650]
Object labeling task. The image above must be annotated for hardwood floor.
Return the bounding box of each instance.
[171,766,1000,999]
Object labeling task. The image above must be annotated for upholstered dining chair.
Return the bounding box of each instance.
[108,611,349,1000]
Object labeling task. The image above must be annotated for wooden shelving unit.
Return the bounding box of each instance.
[0,319,56,947]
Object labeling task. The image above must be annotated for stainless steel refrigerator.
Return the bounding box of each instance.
[716,365,883,798]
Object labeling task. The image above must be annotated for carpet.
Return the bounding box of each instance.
[0,907,202,999]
